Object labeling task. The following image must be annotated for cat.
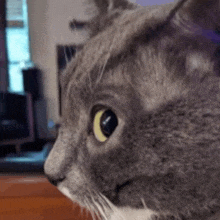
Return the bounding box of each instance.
[44,0,220,219]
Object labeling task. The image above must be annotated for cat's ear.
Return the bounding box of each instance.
[70,0,137,37]
[170,0,220,76]
[173,0,220,34]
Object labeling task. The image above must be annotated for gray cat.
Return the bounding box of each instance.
[44,0,220,219]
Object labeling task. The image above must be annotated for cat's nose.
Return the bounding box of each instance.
[45,174,66,186]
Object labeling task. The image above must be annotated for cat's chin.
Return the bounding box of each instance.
[57,185,73,200]
[57,185,94,210]
[58,185,158,220]
[57,184,88,208]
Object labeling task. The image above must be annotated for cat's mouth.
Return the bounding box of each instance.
[115,180,133,197]
[100,179,132,206]
[106,176,152,208]
[104,175,165,209]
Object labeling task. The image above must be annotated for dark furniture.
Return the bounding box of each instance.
[0,92,35,153]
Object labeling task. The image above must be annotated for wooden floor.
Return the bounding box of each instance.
[0,175,93,220]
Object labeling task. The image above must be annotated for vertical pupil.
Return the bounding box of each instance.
[100,110,118,137]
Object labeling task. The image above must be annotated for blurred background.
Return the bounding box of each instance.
[0,0,175,219]
[0,0,92,172]
[0,0,93,219]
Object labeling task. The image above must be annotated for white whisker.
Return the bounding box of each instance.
[64,47,69,65]
[84,197,91,212]
[80,206,83,216]
[90,210,97,220]
[96,53,110,85]
[91,196,108,220]
[98,192,115,211]
[95,27,119,87]
[95,200,109,220]
[141,198,147,209]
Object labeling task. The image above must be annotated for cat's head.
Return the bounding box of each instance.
[44,0,220,219]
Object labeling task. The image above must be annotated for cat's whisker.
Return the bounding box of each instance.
[98,192,115,211]
[98,195,128,220]
[98,192,127,220]
[90,209,97,220]
[141,198,147,209]
[95,31,118,86]
[80,199,86,216]
[83,201,89,219]
[85,197,92,212]
[87,190,101,220]
[92,197,105,220]
[86,208,90,218]
[96,54,110,86]
[95,212,102,220]
[85,199,96,220]
[88,72,93,92]
[64,47,69,66]
[96,203,108,220]
[82,199,88,215]
[91,196,108,220]
[83,198,89,218]
[91,196,101,211]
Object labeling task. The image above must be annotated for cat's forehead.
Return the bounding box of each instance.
[66,59,135,107]
[62,2,193,115]
[62,3,174,91]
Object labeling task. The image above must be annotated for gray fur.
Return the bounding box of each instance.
[44,0,220,219]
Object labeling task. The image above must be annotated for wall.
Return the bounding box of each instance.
[27,0,90,138]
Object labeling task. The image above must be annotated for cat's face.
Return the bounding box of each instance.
[44,0,220,219]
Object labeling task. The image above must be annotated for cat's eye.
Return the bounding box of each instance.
[93,109,118,142]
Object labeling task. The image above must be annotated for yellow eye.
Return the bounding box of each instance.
[93,109,118,142]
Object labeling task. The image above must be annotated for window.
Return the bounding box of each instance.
[6,0,31,93]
